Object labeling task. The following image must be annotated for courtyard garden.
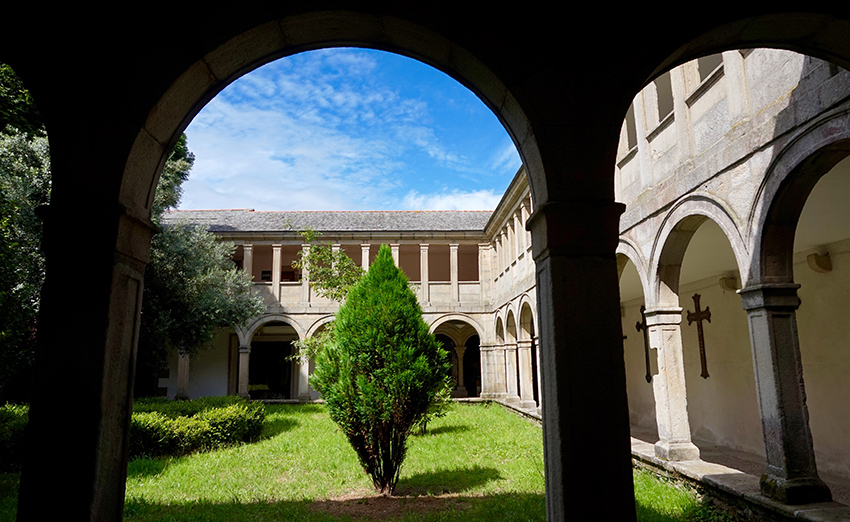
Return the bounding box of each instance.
[0,401,731,521]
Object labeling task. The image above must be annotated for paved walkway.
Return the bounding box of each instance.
[489,400,850,521]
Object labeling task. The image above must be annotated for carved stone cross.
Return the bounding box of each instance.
[687,293,711,379]
[635,305,652,383]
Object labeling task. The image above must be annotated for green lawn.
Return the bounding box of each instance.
[0,402,730,521]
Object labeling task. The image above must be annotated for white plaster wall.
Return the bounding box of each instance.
[188,329,233,399]
[795,238,850,478]
[678,276,763,456]
[621,296,657,431]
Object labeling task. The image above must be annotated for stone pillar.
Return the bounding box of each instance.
[450,243,459,303]
[391,244,399,266]
[488,343,508,399]
[517,339,536,409]
[739,284,832,504]
[17,207,157,521]
[420,244,430,304]
[297,358,310,401]
[452,346,468,397]
[505,341,520,405]
[176,352,190,400]
[528,200,635,522]
[243,243,254,280]
[272,244,282,303]
[500,229,508,272]
[478,243,490,303]
[645,307,700,461]
[514,210,524,259]
[478,343,493,398]
[361,243,371,271]
[301,244,310,305]
[535,337,543,415]
[238,344,251,398]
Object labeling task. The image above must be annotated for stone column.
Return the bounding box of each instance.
[301,244,310,305]
[505,341,520,405]
[500,229,508,272]
[528,200,635,522]
[272,244,282,303]
[238,344,251,398]
[420,244,430,304]
[645,307,700,461]
[361,243,371,271]
[535,337,543,415]
[391,244,399,266]
[452,346,468,397]
[489,343,508,399]
[478,343,493,398]
[739,284,832,504]
[517,339,536,409]
[243,243,254,280]
[297,358,310,401]
[176,352,190,400]
[514,210,524,259]
[450,243,459,303]
[478,243,491,303]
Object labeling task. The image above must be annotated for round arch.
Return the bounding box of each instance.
[518,296,536,340]
[748,110,850,283]
[241,313,306,345]
[650,193,749,307]
[428,313,486,343]
[306,315,335,339]
[617,238,651,301]
[121,11,543,227]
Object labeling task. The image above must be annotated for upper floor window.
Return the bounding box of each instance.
[625,102,638,150]
[698,54,723,82]
[655,71,674,121]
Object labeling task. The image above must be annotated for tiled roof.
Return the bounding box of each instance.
[162,209,493,233]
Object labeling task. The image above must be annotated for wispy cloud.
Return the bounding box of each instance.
[402,189,504,211]
[180,48,519,211]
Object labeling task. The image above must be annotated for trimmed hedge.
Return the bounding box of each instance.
[129,397,265,458]
[0,404,28,470]
[0,397,266,468]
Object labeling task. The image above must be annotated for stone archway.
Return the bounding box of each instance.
[17,8,850,521]
[432,319,482,399]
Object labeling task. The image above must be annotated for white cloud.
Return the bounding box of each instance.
[402,189,504,211]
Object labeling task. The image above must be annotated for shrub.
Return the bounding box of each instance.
[0,403,28,470]
[311,245,452,495]
[129,397,265,458]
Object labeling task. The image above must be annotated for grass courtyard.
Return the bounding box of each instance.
[0,402,730,521]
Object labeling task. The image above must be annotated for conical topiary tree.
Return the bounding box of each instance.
[310,244,451,496]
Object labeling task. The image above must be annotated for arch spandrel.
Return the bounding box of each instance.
[748,111,850,284]
[650,194,749,307]
[243,313,306,343]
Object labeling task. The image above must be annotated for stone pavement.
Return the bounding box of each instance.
[487,399,850,521]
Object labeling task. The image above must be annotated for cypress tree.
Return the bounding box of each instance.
[311,244,451,495]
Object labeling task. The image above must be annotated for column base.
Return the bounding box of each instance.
[519,399,537,410]
[504,394,520,406]
[760,474,832,505]
[654,440,700,461]
[451,386,468,398]
[480,392,496,399]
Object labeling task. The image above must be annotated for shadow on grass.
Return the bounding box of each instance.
[262,415,299,438]
[418,424,471,436]
[123,492,546,522]
[395,465,501,495]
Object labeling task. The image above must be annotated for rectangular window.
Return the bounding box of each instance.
[655,71,673,121]
[698,54,723,82]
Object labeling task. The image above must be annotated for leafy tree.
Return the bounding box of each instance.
[0,128,49,400]
[291,228,365,303]
[135,222,266,395]
[310,244,451,495]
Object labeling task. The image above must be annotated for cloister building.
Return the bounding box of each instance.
[9,6,850,521]
[161,166,542,415]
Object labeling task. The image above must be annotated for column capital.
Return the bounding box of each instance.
[738,283,801,311]
[644,307,683,326]
[527,200,625,261]
[420,243,429,251]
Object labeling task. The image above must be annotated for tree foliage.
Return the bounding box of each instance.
[310,245,451,495]
[291,228,365,303]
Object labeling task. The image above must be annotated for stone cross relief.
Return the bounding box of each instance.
[635,306,652,383]
[687,293,711,379]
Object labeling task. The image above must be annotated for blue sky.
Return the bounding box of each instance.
[179,48,522,211]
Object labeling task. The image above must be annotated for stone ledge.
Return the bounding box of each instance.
[631,438,850,521]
